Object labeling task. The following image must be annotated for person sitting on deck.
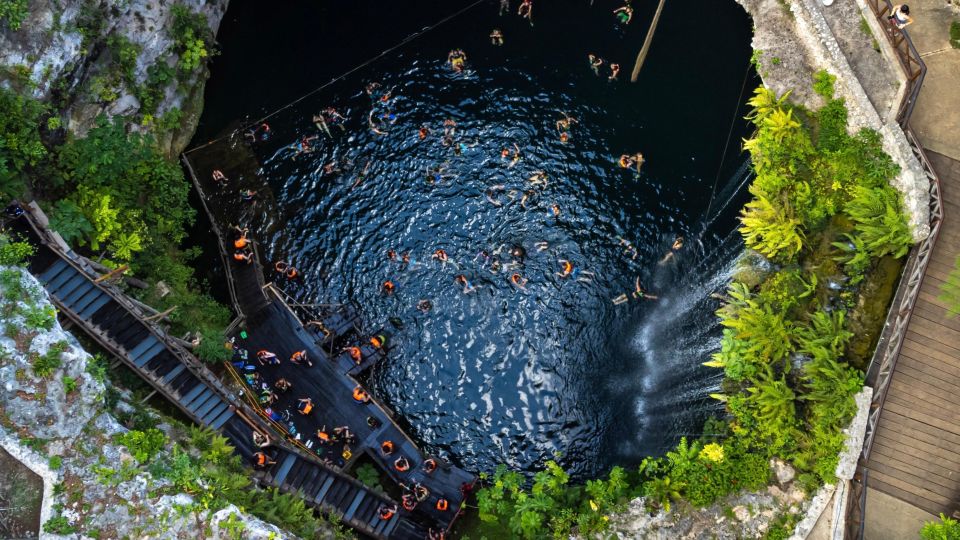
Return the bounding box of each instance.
[367,416,382,428]
[252,431,271,448]
[290,350,313,367]
[381,440,395,455]
[316,425,333,445]
[352,386,371,403]
[212,169,229,184]
[274,261,289,274]
[297,397,315,415]
[427,529,445,540]
[345,346,363,365]
[256,349,280,366]
[252,451,276,469]
[394,455,411,472]
[370,334,388,348]
[333,426,356,445]
[233,227,250,249]
[414,483,430,502]
[233,248,253,264]
[259,388,278,406]
[274,378,292,392]
[436,498,450,512]
[305,320,330,337]
[422,458,437,473]
[402,493,417,511]
[264,407,288,423]
[378,503,397,520]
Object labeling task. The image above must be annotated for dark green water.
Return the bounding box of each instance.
[191,0,756,478]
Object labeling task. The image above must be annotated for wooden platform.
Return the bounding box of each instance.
[863,149,960,516]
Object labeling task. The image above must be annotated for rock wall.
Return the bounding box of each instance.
[734,0,931,241]
[0,0,229,156]
[0,266,299,539]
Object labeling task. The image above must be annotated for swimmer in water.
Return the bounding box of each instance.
[519,189,537,209]
[387,249,397,261]
[508,143,522,168]
[614,4,633,24]
[454,274,476,294]
[419,125,430,140]
[499,0,510,15]
[556,113,578,133]
[535,241,549,252]
[528,171,548,187]
[474,250,491,264]
[352,160,373,189]
[588,54,604,76]
[240,189,257,202]
[490,28,504,46]
[510,272,528,290]
[212,169,228,184]
[485,184,506,206]
[659,236,684,265]
[616,236,638,260]
[313,113,332,137]
[369,110,388,136]
[366,81,382,97]
[382,280,395,295]
[609,63,620,81]
[612,276,658,304]
[443,119,457,137]
[510,244,526,261]
[292,135,319,159]
[448,49,467,72]
[517,0,533,25]
[557,259,595,282]
[550,204,561,217]
[417,299,433,312]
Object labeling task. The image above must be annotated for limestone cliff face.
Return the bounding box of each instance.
[0,0,229,156]
[0,266,299,539]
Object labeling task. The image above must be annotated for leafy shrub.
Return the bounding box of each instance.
[817,98,848,152]
[43,515,76,534]
[62,375,77,394]
[171,5,216,73]
[106,34,142,86]
[0,0,29,31]
[33,341,67,378]
[921,513,960,540]
[85,353,108,383]
[135,61,177,116]
[844,186,913,258]
[951,21,960,49]
[49,455,62,469]
[115,428,167,464]
[812,69,837,98]
[23,304,57,331]
[0,233,34,266]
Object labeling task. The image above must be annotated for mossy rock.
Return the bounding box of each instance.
[846,254,905,369]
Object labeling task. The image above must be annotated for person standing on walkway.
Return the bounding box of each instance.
[887,4,913,29]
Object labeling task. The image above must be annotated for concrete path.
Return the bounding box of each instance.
[902,0,960,159]
[864,488,937,540]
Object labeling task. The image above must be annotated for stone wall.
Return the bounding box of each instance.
[0,0,229,156]
[735,0,931,241]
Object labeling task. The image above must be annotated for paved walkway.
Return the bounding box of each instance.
[903,0,960,160]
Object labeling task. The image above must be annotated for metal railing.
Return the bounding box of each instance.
[847,2,944,538]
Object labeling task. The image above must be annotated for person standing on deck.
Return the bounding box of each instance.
[296,397,314,415]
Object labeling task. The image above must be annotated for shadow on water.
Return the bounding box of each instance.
[190,0,756,479]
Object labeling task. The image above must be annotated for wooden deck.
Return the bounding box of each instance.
[863,149,960,517]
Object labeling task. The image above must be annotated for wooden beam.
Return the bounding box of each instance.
[93,264,129,283]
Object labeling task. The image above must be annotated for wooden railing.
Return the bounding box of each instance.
[847,1,944,538]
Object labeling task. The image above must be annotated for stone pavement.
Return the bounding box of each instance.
[863,488,937,540]
[903,0,960,159]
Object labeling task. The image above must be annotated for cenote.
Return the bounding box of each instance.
[190,0,757,479]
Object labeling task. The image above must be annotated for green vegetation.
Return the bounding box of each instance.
[49,455,62,470]
[32,341,68,378]
[0,82,230,361]
[0,233,34,266]
[62,375,78,394]
[0,0,29,31]
[116,428,167,464]
[921,513,960,540]
[950,21,960,49]
[476,78,912,534]
[43,515,77,534]
[938,255,960,317]
[171,4,217,74]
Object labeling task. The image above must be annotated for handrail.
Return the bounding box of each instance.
[848,1,944,538]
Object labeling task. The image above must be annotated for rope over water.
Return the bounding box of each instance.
[630,0,667,82]
[184,0,488,155]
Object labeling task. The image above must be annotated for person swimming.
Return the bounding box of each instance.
[609,63,620,81]
[659,236,684,264]
[417,299,433,312]
[556,113,578,133]
[212,169,228,184]
[508,143,522,168]
[454,274,476,294]
[490,28,504,46]
[614,4,633,24]
[419,125,430,140]
[517,0,533,25]
[510,273,528,290]
[588,54,604,75]
[433,249,448,263]
[448,49,467,72]
[528,171,548,187]
[612,276,659,304]
[382,280,395,295]
[240,189,257,202]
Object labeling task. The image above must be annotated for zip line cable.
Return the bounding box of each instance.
[185,0,489,155]
[700,59,754,227]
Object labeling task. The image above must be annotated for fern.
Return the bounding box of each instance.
[844,186,912,259]
[740,196,805,263]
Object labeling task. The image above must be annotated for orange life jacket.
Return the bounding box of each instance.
[233,252,247,261]
[348,347,362,362]
[379,507,395,520]
[234,237,248,249]
[300,402,313,414]
[436,499,449,511]
[381,441,395,455]
[395,457,410,472]
[402,495,416,511]
[353,387,368,402]
[255,453,266,466]
[423,459,437,473]
[318,430,330,441]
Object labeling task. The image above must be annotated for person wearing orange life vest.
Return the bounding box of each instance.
[381,440,395,455]
[382,280,395,295]
[394,456,410,472]
[436,498,449,511]
[252,451,276,469]
[290,350,312,367]
[233,228,250,250]
[422,458,437,473]
[370,334,387,348]
[297,397,314,415]
[316,425,332,445]
[378,503,397,520]
[345,346,362,365]
[352,386,370,403]
[402,493,417,511]
[233,248,253,264]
